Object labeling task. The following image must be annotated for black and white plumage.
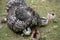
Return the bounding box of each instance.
[6,0,56,36]
[40,17,48,25]
[41,13,56,25]
[6,0,41,34]
[23,27,31,35]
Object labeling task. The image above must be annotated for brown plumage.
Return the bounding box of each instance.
[31,29,40,40]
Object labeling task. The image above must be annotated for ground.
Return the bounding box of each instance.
[0,0,60,40]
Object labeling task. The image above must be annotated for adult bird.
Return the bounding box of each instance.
[6,0,41,35]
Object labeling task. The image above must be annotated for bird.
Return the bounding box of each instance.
[40,12,56,25]
[47,12,56,21]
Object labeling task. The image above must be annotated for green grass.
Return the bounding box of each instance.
[0,0,60,40]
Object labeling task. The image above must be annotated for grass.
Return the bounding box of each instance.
[0,0,60,40]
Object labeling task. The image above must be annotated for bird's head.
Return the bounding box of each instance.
[47,12,56,21]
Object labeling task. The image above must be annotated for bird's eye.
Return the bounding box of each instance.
[52,14,54,16]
